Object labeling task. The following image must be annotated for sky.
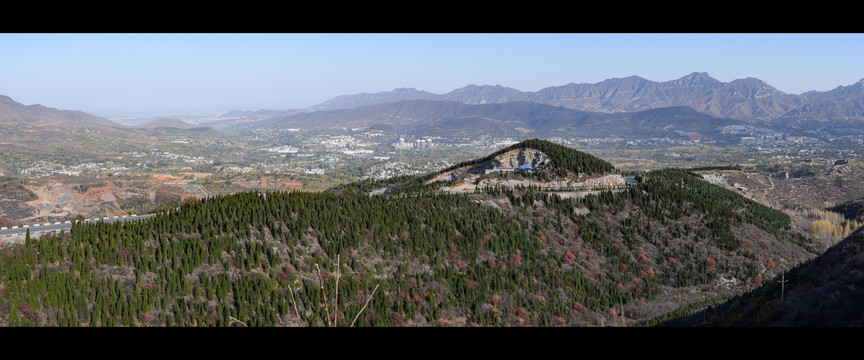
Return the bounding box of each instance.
[2,33,863,116]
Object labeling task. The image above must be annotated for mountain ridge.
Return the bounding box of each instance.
[259,98,744,139]
[0,94,120,127]
[305,72,864,121]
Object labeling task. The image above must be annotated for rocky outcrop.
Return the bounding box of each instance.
[431,148,553,183]
[474,174,626,191]
[491,148,551,171]
[701,173,729,187]
[581,174,626,188]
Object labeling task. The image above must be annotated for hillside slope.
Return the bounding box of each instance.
[0,140,819,327]
[0,95,119,127]
[661,226,864,327]
[0,95,245,176]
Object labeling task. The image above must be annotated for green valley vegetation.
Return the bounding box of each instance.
[0,140,818,327]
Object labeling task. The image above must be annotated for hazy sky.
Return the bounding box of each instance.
[2,33,863,114]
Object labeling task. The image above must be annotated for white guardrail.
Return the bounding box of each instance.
[2,214,143,232]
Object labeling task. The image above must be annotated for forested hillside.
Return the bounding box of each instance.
[661,226,864,327]
[829,197,864,221]
[0,142,819,327]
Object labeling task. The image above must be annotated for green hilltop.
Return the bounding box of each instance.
[329,138,615,194]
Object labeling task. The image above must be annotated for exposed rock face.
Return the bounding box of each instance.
[369,187,397,196]
[431,147,626,192]
[491,148,551,170]
[581,174,626,188]
[431,148,553,183]
[478,174,626,189]
[701,173,729,187]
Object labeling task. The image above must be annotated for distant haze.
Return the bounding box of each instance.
[2,33,863,116]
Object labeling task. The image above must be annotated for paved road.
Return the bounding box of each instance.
[0,214,157,238]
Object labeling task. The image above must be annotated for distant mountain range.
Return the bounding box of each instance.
[306,72,864,122]
[0,96,214,131]
[252,99,744,139]
[5,71,864,142]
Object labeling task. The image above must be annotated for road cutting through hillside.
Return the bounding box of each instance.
[0,214,157,242]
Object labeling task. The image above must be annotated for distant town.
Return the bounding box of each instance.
[3,124,859,189]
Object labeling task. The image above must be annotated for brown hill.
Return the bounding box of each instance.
[135,117,197,129]
[0,95,119,127]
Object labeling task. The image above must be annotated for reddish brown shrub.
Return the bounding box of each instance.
[562,251,576,263]
[276,272,289,283]
[486,258,496,269]
[706,258,716,266]
[510,254,522,267]
[753,274,763,285]
[490,293,501,308]
[411,294,425,304]
[18,302,33,318]
[393,312,405,326]
[573,302,589,315]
